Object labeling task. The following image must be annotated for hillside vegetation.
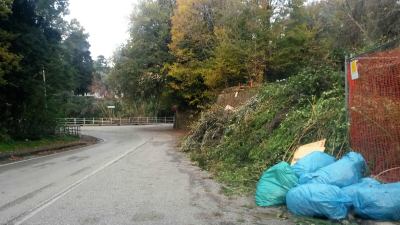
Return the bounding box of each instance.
[108,0,400,117]
[182,67,348,194]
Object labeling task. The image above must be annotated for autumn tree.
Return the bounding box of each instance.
[206,0,273,87]
[168,0,227,110]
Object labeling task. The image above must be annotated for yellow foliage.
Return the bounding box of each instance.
[170,0,215,60]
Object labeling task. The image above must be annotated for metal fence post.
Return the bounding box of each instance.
[345,55,349,123]
[344,55,350,145]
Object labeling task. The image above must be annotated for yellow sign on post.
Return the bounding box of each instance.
[351,60,359,80]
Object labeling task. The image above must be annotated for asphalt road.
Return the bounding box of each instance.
[0,125,288,225]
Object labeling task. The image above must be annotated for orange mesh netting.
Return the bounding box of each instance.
[347,48,400,182]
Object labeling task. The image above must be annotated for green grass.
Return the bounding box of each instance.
[0,136,80,153]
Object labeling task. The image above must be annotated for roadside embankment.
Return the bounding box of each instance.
[182,67,348,194]
[0,135,99,162]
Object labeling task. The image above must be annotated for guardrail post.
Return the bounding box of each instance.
[74,118,76,125]
[101,118,103,126]
[164,117,167,123]
[120,117,122,126]
[146,117,149,124]
[83,118,86,125]
[93,117,95,125]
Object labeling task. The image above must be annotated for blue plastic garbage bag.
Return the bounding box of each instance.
[353,182,400,221]
[292,152,336,177]
[342,178,380,200]
[286,183,352,220]
[299,152,366,187]
[255,162,299,207]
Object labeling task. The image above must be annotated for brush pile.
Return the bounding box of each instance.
[182,67,349,194]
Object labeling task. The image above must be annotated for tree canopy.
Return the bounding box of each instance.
[110,0,400,114]
[0,0,94,140]
[108,0,175,115]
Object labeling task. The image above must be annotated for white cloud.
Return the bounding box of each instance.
[66,0,138,59]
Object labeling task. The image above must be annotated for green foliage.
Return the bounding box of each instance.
[205,29,252,87]
[166,61,212,110]
[183,67,348,194]
[116,98,163,117]
[0,0,20,85]
[168,0,272,108]
[0,0,13,17]
[0,0,94,140]
[61,96,100,118]
[63,19,94,95]
[108,0,175,116]
[110,0,400,115]
[90,55,110,99]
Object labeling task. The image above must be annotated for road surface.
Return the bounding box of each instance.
[0,125,287,225]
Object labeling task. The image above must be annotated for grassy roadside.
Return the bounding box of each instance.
[0,136,80,153]
[182,67,349,195]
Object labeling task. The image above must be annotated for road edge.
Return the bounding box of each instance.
[0,135,101,163]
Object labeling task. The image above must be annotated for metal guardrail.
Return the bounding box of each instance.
[58,117,175,126]
[56,125,81,136]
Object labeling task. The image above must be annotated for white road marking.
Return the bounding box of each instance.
[6,139,151,225]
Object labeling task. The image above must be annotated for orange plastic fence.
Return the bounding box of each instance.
[347,48,400,182]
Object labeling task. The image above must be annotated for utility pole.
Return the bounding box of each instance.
[42,67,48,110]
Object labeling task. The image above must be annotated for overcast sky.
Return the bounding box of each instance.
[67,0,138,59]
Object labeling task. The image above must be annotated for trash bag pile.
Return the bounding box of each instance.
[255,151,400,221]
